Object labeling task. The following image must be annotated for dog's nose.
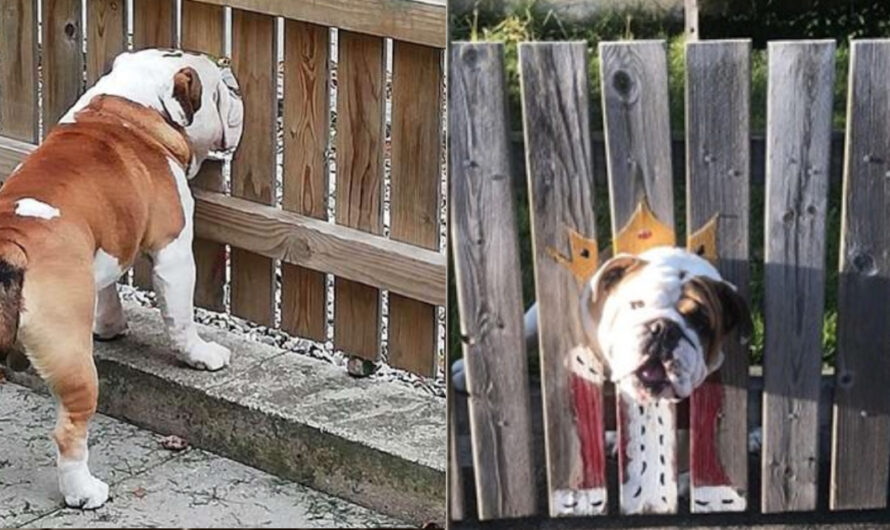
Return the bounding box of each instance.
[645,318,681,361]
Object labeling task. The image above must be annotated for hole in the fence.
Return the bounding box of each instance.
[695,244,706,255]
[838,371,853,387]
[612,70,633,96]
[580,248,590,258]
[462,47,478,66]
[64,22,76,39]
[806,205,817,215]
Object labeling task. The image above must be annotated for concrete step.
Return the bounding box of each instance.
[3,302,445,526]
[0,381,406,528]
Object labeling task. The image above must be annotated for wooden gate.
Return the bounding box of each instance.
[0,0,446,378]
[450,37,890,522]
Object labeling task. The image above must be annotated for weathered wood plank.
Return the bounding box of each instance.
[193,0,445,48]
[0,137,446,306]
[86,0,126,85]
[449,391,465,522]
[0,0,39,142]
[230,8,277,326]
[450,42,537,519]
[183,1,227,313]
[389,41,443,376]
[519,42,605,517]
[600,40,678,515]
[685,39,751,513]
[42,0,83,129]
[831,38,890,511]
[761,40,834,513]
[334,31,385,360]
[132,0,175,49]
[600,40,675,235]
[281,19,329,342]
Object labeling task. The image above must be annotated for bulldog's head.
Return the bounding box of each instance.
[580,247,752,402]
[64,48,244,173]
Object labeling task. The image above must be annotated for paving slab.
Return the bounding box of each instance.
[0,381,405,528]
[4,301,446,525]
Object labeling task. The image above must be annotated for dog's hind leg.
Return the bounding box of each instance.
[19,266,109,509]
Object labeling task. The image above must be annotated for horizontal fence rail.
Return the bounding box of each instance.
[0,0,447,379]
[450,37,890,524]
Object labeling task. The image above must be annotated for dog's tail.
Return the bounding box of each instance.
[0,240,27,369]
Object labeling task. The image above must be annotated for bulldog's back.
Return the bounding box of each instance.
[0,95,188,270]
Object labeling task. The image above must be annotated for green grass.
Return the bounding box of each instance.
[449,3,887,369]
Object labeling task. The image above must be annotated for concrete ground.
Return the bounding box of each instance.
[0,381,406,528]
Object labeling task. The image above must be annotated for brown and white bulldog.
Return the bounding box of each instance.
[577,247,752,402]
[0,48,243,509]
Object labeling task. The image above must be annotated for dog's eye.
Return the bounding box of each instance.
[630,300,644,310]
[687,307,711,334]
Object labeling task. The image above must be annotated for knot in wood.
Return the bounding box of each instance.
[612,70,636,101]
[462,47,479,67]
[851,252,877,276]
[64,22,77,39]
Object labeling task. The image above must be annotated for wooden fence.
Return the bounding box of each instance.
[0,0,447,377]
[450,38,890,522]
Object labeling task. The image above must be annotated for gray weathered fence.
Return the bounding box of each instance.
[450,37,890,523]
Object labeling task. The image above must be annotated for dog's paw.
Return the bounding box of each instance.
[60,469,109,510]
[182,340,231,371]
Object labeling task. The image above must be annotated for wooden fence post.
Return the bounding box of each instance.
[450,42,537,520]
[230,9,277,326]
[42,0,84,130]
[86,0,126,86]
[831,38,890,511]
[0,0,39,143]
[762,40,834,513]
[600,40,678,515]
[685,39,751,513]
[388,41,444,376]
[519,42,606,516]
[280,20,330,342]
[334,31,385,367]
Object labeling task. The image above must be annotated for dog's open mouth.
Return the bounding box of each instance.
[634,357,671,399]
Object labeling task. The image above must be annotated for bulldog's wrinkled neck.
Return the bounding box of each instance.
[71,95,192,169]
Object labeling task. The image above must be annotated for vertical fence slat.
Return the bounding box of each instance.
[0,0,39,142]
[600,40,678,515]
[762,40,834,513]
[831,38,890,511]
[334,31,384,360]
[686,39,751,513]
[131,0,176,289]
[449,390,465,522]
[519,42,605,516]
[42,0,83,130]
[86,0,126,86]
[230,9,277,326]
[389,41,442,376]
[450,42,536,519]
[183,0,226,312]
[133,0,175,50]
[281,19,329,342]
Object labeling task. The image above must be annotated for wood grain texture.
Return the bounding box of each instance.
[389,41,443,376]
[86,0,126,85]
[193,0,445,47]
[450,42,537,519]
[281,20,329,342]
[132,0,175,49]
[761,40,834,513]
[831,39,890,511]
[449,393,465,522]
[519,42,605,516]
[183,2,226,312]
[599,41,675,235]
[0,0,38,142]
[230,8,277,326]
[42,0,83,129]
[600,40,677,515]
[334,31,385,360]
[685,40,751,513]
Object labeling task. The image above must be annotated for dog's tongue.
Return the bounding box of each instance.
[637,357,666,384]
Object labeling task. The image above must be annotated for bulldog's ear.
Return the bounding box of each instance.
[167,66,203,126]
[692,276,753,344]
[216,67,244,151]
[591,254,647,303]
